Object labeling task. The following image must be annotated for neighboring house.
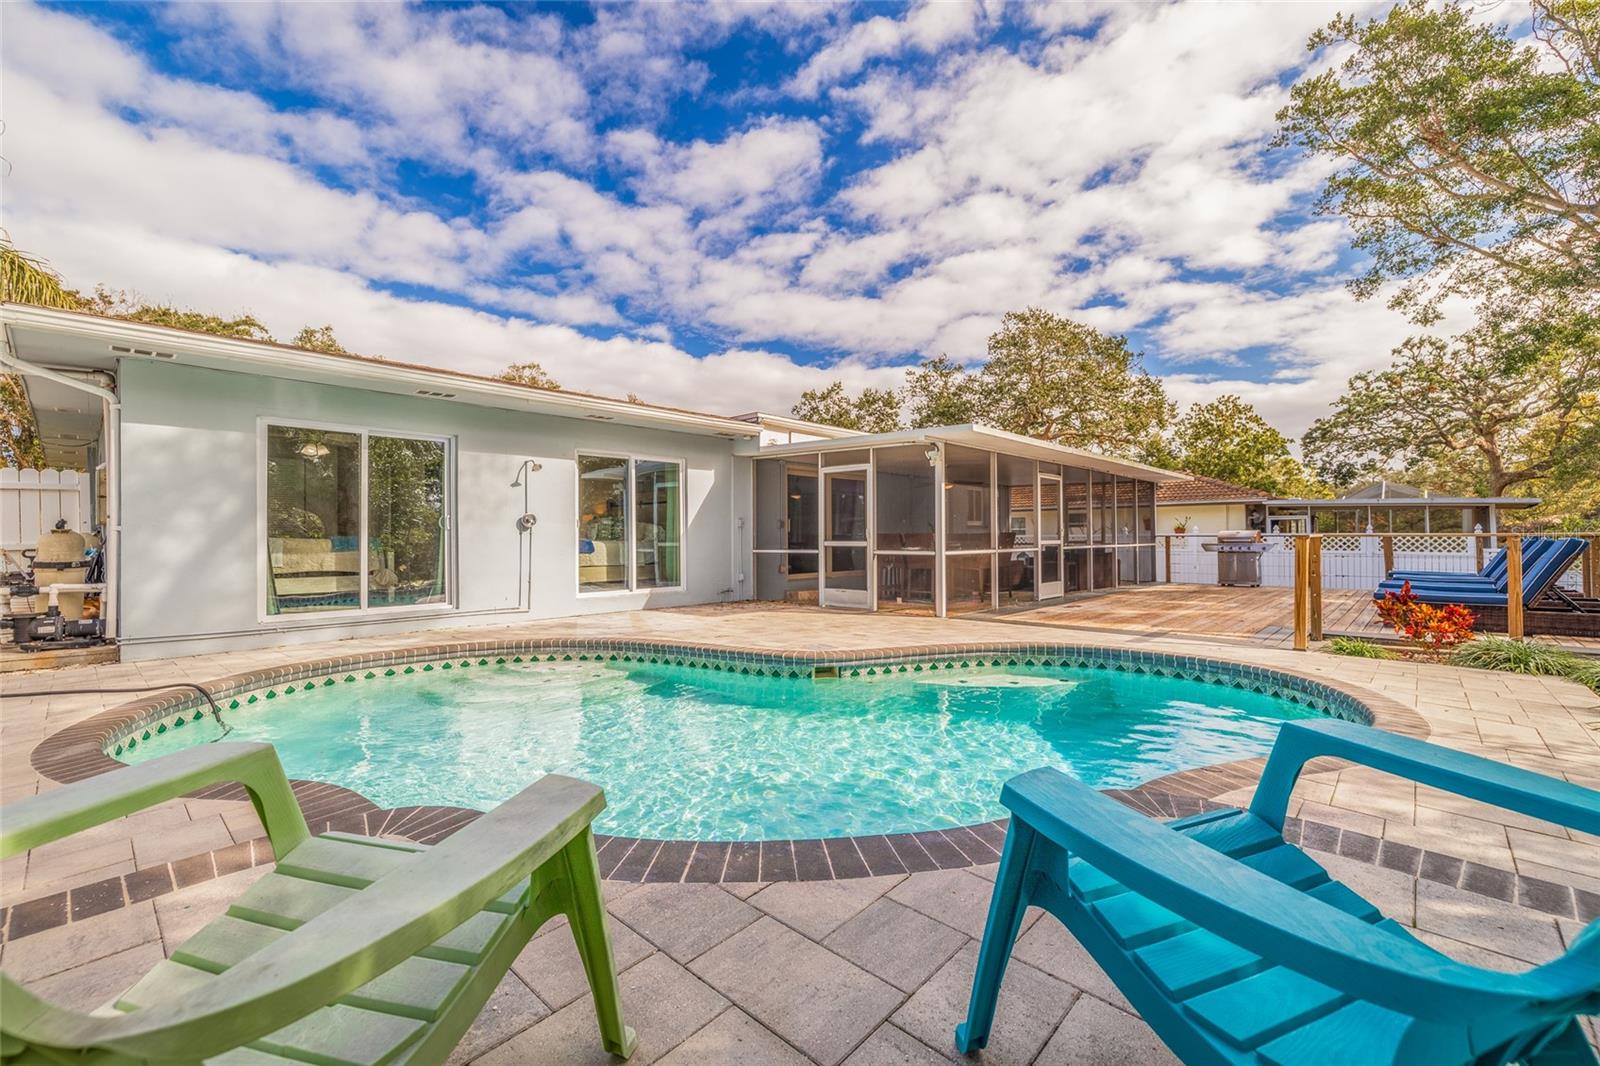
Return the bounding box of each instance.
[1156,475,1539,537]
[2,304,1179,660]
[1154,475,1274,534]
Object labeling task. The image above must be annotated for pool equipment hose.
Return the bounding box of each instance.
[2,682,232,739]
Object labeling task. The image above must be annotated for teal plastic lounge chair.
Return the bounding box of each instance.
[1376,537,1579,604]
[1,743,637,1065]
[957,719,1600,1065]
[1387,538,1558,586]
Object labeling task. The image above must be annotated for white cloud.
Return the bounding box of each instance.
[1,0,1445,437]
[607,119,826,226]
[788,1,984,97]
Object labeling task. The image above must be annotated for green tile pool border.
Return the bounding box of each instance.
[15,640,1591,940]
[28,637,1429,885]
[36,636,1425,791]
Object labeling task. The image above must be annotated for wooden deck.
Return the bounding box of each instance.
[980,583,1600,654]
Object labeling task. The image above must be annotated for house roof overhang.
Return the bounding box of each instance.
[1155,497,1272,506]
[0,304,762,441]
[731,412,860,439]
[738,423,1184,482]
[1269,496,1541,509]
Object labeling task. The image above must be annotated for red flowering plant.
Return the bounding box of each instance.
[1374,582,1476,662]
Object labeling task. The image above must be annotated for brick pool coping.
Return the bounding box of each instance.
[34,635,1598,947]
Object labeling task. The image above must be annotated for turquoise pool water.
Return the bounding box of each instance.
[118,659,1323,840]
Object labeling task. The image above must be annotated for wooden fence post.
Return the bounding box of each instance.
[1504,534,1524,640]
[1381,535,1395,578]
[1308,533,1323,642]
[1164,537,1172,584]
[1293,535,1310,651]
[1474,534,1485,573]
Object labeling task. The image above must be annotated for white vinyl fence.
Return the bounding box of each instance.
[1,468,91,575]
[1157,533,1585,592]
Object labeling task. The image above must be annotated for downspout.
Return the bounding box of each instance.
[0,342,121,640]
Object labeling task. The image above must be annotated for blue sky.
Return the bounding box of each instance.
[2,1,1462,434]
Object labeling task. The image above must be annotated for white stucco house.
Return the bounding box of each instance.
[2,304,1177,660]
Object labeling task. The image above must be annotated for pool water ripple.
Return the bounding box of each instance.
[120,659,1321,840]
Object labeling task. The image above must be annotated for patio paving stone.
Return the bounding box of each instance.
[841,1024,953,1065]
[1415,878,1566,964]
[478,951,727,1066]
[1314,851,1419,925]
[887,867,1036,941]
[3,900,158,982]
[4,604,1598,1063]
[445,973,550,1066]
[891,941,1074,1065]
[511,912,654,1010]
[1011,911,1132,1014]
[1035,994,1179,1066]
[749,874,905,940]
[690,916,902,1066]
[822,898,969,993]
[21,941,165,1014]
[607,883,761,964]
[655,1007,811,1066]
[151,866,270,955]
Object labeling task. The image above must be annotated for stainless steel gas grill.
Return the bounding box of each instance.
[1201,530,1272,587]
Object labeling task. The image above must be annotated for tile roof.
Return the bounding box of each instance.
[1155,475,1275,504]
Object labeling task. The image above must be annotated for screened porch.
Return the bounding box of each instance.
[750,426,1175,616]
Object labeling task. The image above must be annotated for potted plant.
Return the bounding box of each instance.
[1172,516,1191,535]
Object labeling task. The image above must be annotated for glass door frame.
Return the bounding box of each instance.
[821,462,872,609]
[1038,471,1063,599]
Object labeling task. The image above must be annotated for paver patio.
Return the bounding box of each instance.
[3,603,1598,1062]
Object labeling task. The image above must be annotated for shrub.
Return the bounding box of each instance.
[1326,636,1398,659]
[1373,582,1477,662]
[1450,636,1587,677]
[1569,660,1600,694]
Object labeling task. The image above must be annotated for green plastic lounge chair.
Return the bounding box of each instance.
[0,743,637,1065]
[957,719,1600,1065]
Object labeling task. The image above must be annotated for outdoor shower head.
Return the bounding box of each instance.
[511,459,543,487]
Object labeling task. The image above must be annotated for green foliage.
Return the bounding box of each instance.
[903,355,980,428]
[1277,0,1600,329]
[497,361,561,390]
[1450,635,1588,676]
[1325,636,1399,660]
[1303,321,1600,497]
[292,325,350,355]
[1,240,82,468]
[792,381,902,432]
[83,287,273,341]
[978,308,1173,454]
[1569,659,1600,693]
[1,240,85,310]
[795,310,1174,460]
[1168,395,1315,494]
[0,375,45,468]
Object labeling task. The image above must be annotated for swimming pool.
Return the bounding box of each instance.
[115,654,1329,840]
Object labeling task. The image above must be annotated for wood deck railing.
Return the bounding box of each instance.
[1153,532,1598,651]
[1281,533,1600,650]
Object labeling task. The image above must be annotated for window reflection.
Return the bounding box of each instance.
[579,456,629,592]
[368,436,447,607]
[944,445,992,550]
[267,427,362,614]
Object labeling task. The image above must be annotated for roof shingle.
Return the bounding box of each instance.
[1155,475,1274,504]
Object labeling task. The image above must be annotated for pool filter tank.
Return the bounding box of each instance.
[33,521,90,620]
